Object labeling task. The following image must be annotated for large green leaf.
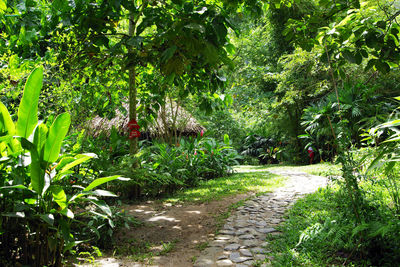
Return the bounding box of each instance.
[60,208,74,219]
[33,123,48,160]
[93,189,117,197]
[16,67,43,138]
[223,134,230,145]
[375,60,390,73]
[8,138,22,155]
[366,149,386,174]
[0,185,32,192]
[40,214,55,226]
[59,218,74,249]
[0,136,12,142]
[20,138,44,194]
[83,175,129,192]
[89,199,112,217]
[50,186,68,210]
[342,50,357,64]
[1,212,25,218]
[43,113,71,163]
[58,154,93,175]
[161,45,177,63]
[0,102,15,135]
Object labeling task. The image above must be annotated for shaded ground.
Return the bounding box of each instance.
[110,193,254,266]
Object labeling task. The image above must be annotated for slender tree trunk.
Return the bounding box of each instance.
[129,14,138,157]
[327,115,337,140]
[170,96,180,144]
[324,43,341,114]
[160,98,170,143]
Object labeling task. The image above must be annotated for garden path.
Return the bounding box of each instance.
[193,168,328,267]
[78,168,327,267]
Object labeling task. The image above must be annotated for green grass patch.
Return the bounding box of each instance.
[113,239,154,262]
[164,170,285,204]
[286,163,341,177]
[112,239,179,263]
[235,163,341,177]
[195,241,209,251]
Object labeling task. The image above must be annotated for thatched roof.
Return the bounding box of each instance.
[86,100,205,138]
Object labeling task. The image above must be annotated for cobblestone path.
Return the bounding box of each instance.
[193,169,328,267]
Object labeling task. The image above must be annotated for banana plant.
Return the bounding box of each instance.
[0,67,128,266]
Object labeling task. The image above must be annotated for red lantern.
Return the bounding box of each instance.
[129,129,141,139]
[127,119,140,130]
[127,120,141,139]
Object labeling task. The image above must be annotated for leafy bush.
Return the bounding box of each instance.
[91,132,241,199]
[240,134,280,164]
[268,98,400,266]
[268,187,400,266]
[0,68,126,266]
[144,134,241,188]
[75,201,142,249]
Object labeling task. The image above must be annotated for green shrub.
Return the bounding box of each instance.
[239,134,281,164]
[0,68,126,266]
[268,186,400,266]
[146,134,241,187]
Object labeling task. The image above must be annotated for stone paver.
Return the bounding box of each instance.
[193,169,328,267]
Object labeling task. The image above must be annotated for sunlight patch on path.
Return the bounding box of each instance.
[147,215,181,223]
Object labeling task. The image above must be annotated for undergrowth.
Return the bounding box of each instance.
[266,185,400,266]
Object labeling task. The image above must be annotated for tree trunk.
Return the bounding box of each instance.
[128,14,138,159]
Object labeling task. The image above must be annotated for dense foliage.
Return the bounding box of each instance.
[0,68,128,266]
[0,0,399,265]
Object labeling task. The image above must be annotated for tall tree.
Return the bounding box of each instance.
[1,0,271,156]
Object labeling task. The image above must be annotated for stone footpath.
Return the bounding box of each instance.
[193,169,328,267]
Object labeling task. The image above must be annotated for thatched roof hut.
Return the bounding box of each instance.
[86,100,205,140]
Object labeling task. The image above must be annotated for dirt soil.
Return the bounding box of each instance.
[110,193,254,267]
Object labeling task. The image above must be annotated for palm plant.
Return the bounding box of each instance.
[301,99,337,161]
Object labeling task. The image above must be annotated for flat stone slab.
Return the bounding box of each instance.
[239,248,253,257]
[210,239,228,247]
[242,239,260,247]
[193,257,214,267]
[216,235,233,240]
[257,227,277,234]
[224,243,240,251]
[219,230,235,235]
[230,252,251,263]
[239,234,254,240]
[216,259,234,266]
[251,247,267,254]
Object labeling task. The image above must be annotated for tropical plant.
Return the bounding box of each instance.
[361,96,400,213]
[0,67,127,266]
[240,134,280,164]
[146,134,241,188]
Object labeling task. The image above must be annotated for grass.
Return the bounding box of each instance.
[235,162,342,177]
[112,239,179,263]
[265,180,400,266]
[113,239,154,261]
[158,240,178,255]
[195,242,209,251]
[163,170,286,204]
